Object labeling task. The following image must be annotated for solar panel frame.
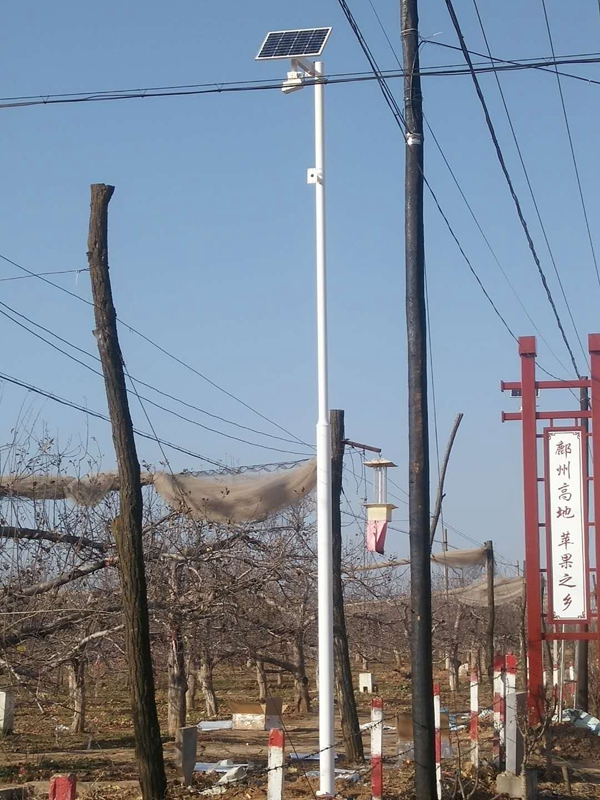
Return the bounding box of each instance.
[255,28,332,61]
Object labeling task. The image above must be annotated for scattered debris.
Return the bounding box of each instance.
[197,720,233,731]
[563,708,600,736]
[305,769,361,783]
[195,760,249,774]
[216,766,248,785]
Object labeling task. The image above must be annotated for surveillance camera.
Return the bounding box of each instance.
[281,71,304,94]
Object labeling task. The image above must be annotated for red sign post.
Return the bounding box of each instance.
[502,335,599,720]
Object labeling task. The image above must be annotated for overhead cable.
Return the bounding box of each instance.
[443,0,582,378]
[471,0,588,367]
[0,251,310,447]
[336,0,518,340]
[0,370,225,467]
[0,300,311,456]
[540,0,600,292]
[2,54,600,110]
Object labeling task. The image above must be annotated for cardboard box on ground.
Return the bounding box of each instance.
[230,698,283,731]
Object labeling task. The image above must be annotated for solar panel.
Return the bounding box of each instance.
[256,28,332,61]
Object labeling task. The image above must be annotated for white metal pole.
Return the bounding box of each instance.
[313,60,334,798]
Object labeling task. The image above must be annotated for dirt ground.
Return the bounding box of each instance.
[1,665,599,798]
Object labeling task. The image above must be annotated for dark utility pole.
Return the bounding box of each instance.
[400,1,436,797]
[331,410,364,764]
[87,184,167,800]
[577,384,589,710]
[485,540,495,692]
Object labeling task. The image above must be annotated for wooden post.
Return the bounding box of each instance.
[371,697,383,800]
[331,409,364,763]
[485,541,495,692]
[267,728,285,800]
[401,0,437,794]
[87,184,166,800]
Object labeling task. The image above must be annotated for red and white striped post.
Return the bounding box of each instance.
[434,684,442,799]
[267,728,285,800]
[49,775,77,800]
[470,669,479,768]
[505,653,518,774]
[492,654,505,769]
[371,697,383,800]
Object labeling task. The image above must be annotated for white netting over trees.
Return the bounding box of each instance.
[444,575,525,607]
[0,459,317,523]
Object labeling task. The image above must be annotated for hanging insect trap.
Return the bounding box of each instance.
[364,458,397,554]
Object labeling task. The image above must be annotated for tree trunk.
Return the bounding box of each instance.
[294,674,311,713]
[292,636,310,713]
[68,656,86,733]
[448,658,459,693]
[256,660,268,703]
[88,183,167,800]
[330,409,364,763]
[200,654,218,718]
[168,634,187,735]
[167,566,187,736]
[276,671,283,687]
[448,608,464,692]
[186,658,198,712]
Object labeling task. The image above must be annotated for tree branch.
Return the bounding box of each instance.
[430,413,464,548]
[0,525,108,553]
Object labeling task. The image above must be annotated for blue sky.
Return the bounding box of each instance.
[2,1,599,567]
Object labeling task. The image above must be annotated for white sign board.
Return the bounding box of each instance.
[546,428,589,622]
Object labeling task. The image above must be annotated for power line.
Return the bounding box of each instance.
[371,1,533,342]
[0,269,88,282]
[0,300,311,456]
[0,296,309,446]
[443,0,582,378]
[423,40,600,87]
[540,0,600,292]
[470,0,588,368]
[336,0,408,130]
[0,251,310,447]
[366,1,588,373]
[3,55,600,112]
[337,0,519,341]
[0,370,225,467]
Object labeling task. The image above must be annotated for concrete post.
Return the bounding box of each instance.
[0,691,14,735]
[371,697,383,800]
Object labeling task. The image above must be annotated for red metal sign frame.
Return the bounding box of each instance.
[501,335,600,721]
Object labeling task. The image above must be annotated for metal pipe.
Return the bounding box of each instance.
[313,60,334,797]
